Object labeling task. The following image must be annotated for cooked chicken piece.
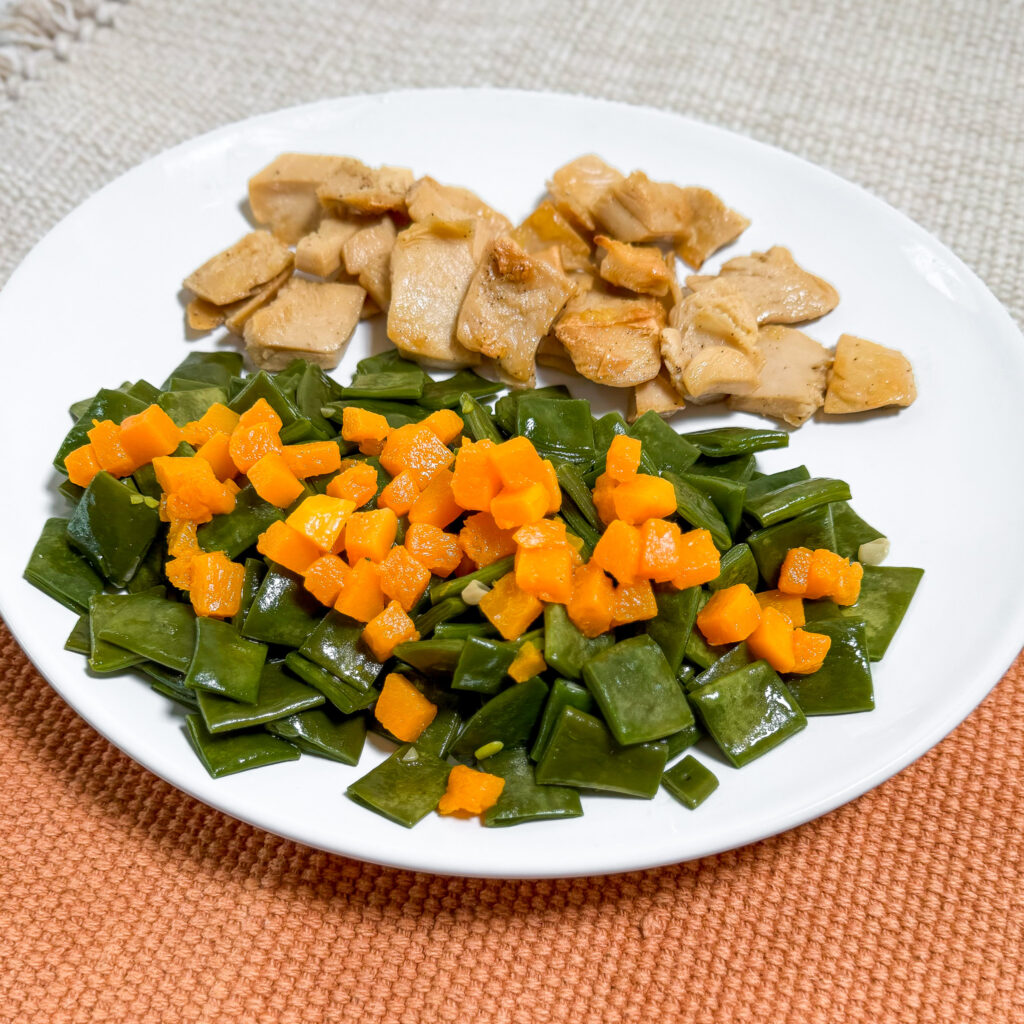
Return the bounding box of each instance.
[535,335,576,375]
[512,200,593,272]
[342,217,398,311]
[360,296,382,320]
[728,326,831,426]
[248,154,347,244]
[183,231,293,307]
[294,216,361,278]
[554,291,664,387]
[223,268,293,335]
[629,370,686,420]
[547,155,624,232]
[317,158,414,216]
[672,187,750,269]
[661,278,761,403]
[244,277,365,370]
[387,218,485,368]
[687,247,839,324]
[824,334,917,414]
[594,235,673,296]
[593,171,691,241]
[186,298,225,332]
[405,177,511,244]
[457,238,575,385]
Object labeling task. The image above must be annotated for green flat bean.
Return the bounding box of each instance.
[745,477,852,528]
[185,715,299,778]
[267,708,366,764]
[299,611,383,691]
[663,471,731,550]
[829,502,884,561]
[432,621,499,640]
[414,597,469,636]
[186,617,268,704]
[494,385,571,435]
[232,558,267,630]
[451,675,548,760]
[646,587,702,673]
[242,566,324,647]
[88,592,150,673]
[24,517,105,613]
[429,555,514,604]
[787,619,874,714]
[517,394,595,464]
[682,426,789,458]
[293,362,344,441]
[482,748,583,827]
[747,505,837,584]
[419,370,500,410]
[64,613,92,656]
[662,755,719,809]
[54,388,148,472]
[158,386,229,426]
[555,462,601,531]
[628,412,700,477]
[283,652,379,714]
[95,591,196,672]
[346,744,451,828]
[412,708,464,758]
[530,677,595,762]
[682,471,747,536]
[708,543,758,591]
[141,664,198,709]
[543,603,614,679]
[452,636,516,694]
[393,638,465,675]
[341,368,427,400]
[694,642,752,688]
[690,452,756,482]
[164,351,243,390]
[197,661,323,732]
[743,466,810,504]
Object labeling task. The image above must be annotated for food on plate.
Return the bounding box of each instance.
[31,351,923,828]
[181,151,917,430]
[824,334,918,413]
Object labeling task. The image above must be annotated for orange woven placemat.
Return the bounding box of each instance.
[1,619,1021,1024]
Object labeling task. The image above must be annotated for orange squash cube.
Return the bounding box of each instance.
[422,409,464,445]
[302,553,350,607]
[334,558,387,622]
[458,511,517,568]
[408,468,462,529]
[539,459,562,514]
[507,640,547,683]
[363,604,420,664]
[344,508,398,564]
[378,545,431,611]
[437,764,505,817]
[746,606,796,674]
[325,461,379,508]
[777,547,814,595]
[378,470,420,516]
[489,436,545,489]
[791,629,832,674]
[605,434,642,483]
[673,528,721,589]
[833,561,864,606]
[380,423,455,488]
[591,519,641,585]
[592,472,619,525]
[248,452,305,509]
[513,518,568,550]
[286,494,356,552]
[490,482,550,530]
[567,562,616,638]
[755,589,806,626]
[373,672,436,741]
[611,579,658,627]
[166,519,200,559]
[638,519,683,582]
[228,421,282,473]
[696,584,762,646]
[64,443,102,488]
[189,551,244,619]
[451,438,502,511]
[515,546,574,604]
[256,520,321,574]
[118,405,181,466]
[282,441,343,479]
[181,402,240,447]
[611,473,677,525]
[87,419,136,477]
[404,523,462,578]
[478,572,543,641]
[238,397,284,432]
[341,407,390,455]
[195,432,238,481]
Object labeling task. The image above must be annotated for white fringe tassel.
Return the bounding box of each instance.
[0,0,127,100]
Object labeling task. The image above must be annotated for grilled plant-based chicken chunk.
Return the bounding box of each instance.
[554,291,664,387]
[183,231,293,307]
[594,234,673,296]
[244,277,365,370]
[630,370,687,420]
[405,177,511,243]
[547,154,625,232]
[343,217,398,311]
[512,200,593,272]
[687,246,839,324]
[672,187,750,269]
[248,154,348,244]
[728,326,831,426]
[661,278,761,402]
[824,334,917,413]
[457,237,575,385]
[316,158,414,216]
[294,216,360,278]
[388,218,486,368]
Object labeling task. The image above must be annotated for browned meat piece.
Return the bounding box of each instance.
[342,217,398,310]
[660,278,761,403]
[824,334,917,413]
[687,247,839,324]
[317,159,414,216]
[248,154,347,244]
[186,298,225,332]
[405,177,511,244]
[294,216,361,278]
[672,188,750,269]
[244,277,365,370]
[629,370,686,420]
[546,155,624,232]
[593,171,692,241]
[554,291,664,387]
[728,326,831,426]
[223,268,293,335]
[594,235,673,296]
[457,238,575,384]
[387,218,485,368]
[535,335,576,375]
[183,231,293,307]
[512,200,593,272]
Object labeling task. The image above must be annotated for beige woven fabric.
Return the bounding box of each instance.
[1,2,1023,1022]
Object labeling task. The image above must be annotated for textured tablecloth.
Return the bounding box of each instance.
[2,2,1023,1022]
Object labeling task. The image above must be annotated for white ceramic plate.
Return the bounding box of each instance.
[2,90,1022,879]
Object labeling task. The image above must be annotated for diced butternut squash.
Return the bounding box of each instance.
[489,436,546,489]
[344,508,398,564]
[408,468,462,529]
[478,572,543,640]
[591,519,641,584]
[282,441,342,479]
[490,482,550,530]
[248,452,305,508]
[538,458,562,514]
[181,402,239,448]
[153,455,237,521]
[378,469,420,516]
[422,409,464,445]
[637,518,683,582]
[514,546,574,604]
[755,589,806,627]
[673,528,721,589]
[334,558,387,622]
[567,562,616,638]
[195,431,238,481]
[118,405,181,466]
[341,407,390,455]
[611,473,677,525]
[325,461,378,508]
[404,523,463,577]
[507,640,547,683]
[229,421,282,473]
[436,764,505,817]
[363,603,420,663]
[696,584,762,646]
[777,547,814,595]
[451,439,502,511]
[302,553,350,606]
[804,548,847,600]
[746,606,796,674]
[611,579,658,627]
[513,518,568,550]
[373,671,435,741]
[64,443,102,487]
[87,419,136,477]
[791,629,832,674]
[166,519,199,559]
[592,472,619,525]
[380,423,455,488]
[256,519,321,574]
[286,494,355,552]
[189,551,244,619]
[605,434,642,483]
[459,512,517,568]
[237,397,284,432]
[378,545,431,611]
[165,556,194,592]
[833,561,864,606]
